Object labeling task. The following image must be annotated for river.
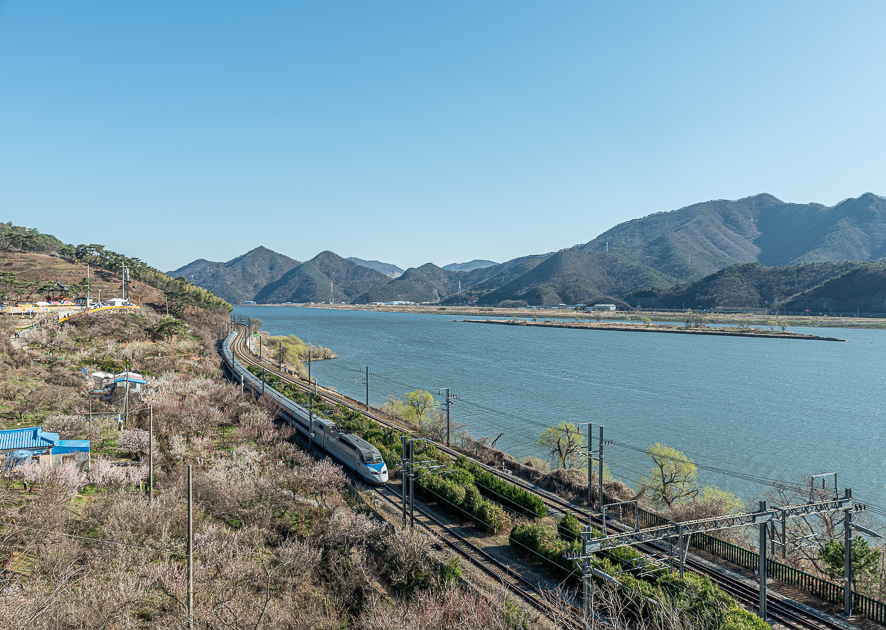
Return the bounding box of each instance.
[234,306,886,516]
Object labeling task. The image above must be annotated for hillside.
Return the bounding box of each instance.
[443,259,497,272]
[579,193,886,281]
[783,263,886,313]
[354,263,463,303]
[347,257,404,278]
[254,251,392,303]
[0,224,229,316]
[624,262,861,310]
[171,246,300,304]
[440,254,552,305]
[476,249,677,306]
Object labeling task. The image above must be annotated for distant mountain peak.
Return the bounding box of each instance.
[443,259,498,272]
[170,246,299,304]
[347,257,404,278]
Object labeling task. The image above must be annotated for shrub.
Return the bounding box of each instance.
[509,523,582,583]
[416,473,510,534]
[455,456,546,518]
[557,512,582,541]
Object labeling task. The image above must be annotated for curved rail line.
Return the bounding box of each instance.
[222,324,851,630]
[221,328,584,627]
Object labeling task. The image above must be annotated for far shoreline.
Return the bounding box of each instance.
[464,318,846,341]
[235,302,885,331]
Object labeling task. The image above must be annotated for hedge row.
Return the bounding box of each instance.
[455,456,547,518]
[415,472,512,534]
[511,520,769,630]
[509,522,583,583]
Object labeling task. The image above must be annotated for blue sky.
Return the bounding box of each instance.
[1,2,884,272]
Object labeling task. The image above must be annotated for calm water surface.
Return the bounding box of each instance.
[235,306,885,511]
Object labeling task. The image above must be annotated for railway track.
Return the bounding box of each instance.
[224,323,854,630]
[371,483,585,629]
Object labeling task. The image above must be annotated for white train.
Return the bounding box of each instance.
[222,331,388,485]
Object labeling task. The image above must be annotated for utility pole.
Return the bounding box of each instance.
[598,425,605,521]
[401,435,408,527]
[759,500,768,620]
[587,423,593,509]
[120,262,129,302]
[438,388,458,447]
[86,263,90,307]
[148,402,153,501]
[308,392,313,452]
[123,362,130,430]
[187,465,194,630]
[409,439,415,528]
[844,489,853,617]
[307,351,311,385]
[361,366,369,410]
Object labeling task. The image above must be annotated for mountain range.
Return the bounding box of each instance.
[170,246,300,305]
[170,193,886,311]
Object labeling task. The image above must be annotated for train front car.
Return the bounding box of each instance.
[351,436,388,485]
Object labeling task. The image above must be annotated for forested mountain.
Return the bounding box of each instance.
[254,251,391,304]
[347,257,404,278]
[783,263,886,313]
[475,249,676,306]
[170,246,299,304]
[441,254,552,304]
[443,259,497,272]
[579,193,886,281]
[354,263,463,303]
[624,262,861,310]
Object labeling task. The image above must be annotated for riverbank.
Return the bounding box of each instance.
[464,318,847,341]
[243,303,886,330]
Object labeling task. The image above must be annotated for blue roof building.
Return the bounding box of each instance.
[0,426,90,470]
[0,427,60,453]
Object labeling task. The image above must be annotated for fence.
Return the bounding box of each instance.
[692,533,886,624]
[629,504,886,624]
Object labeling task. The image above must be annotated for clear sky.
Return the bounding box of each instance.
[1,2,884,272]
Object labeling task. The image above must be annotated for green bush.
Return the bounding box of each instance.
[509,523,582,584]
[454,456,546,518]
[557,512,582,541]
[416,473,511,534]
[438,556,462,588]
